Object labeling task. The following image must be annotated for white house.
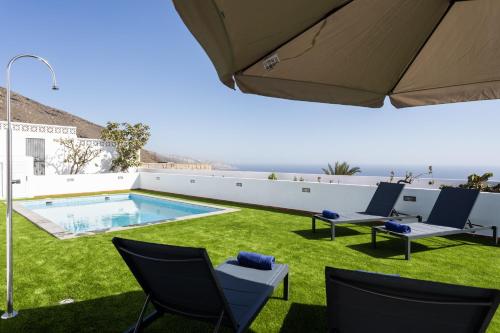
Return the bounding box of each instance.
[0,121,116,198]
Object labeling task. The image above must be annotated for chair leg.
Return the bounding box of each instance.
[371,228,377,249]
[124,307,162,333]
[331,223,335,241]
[133,294,151,333]
[312,216,316,233]
[283,273,289,300]
[213,310,224,333]
[404,239,411,260]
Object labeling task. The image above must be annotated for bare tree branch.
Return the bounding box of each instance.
[56,138,103,174]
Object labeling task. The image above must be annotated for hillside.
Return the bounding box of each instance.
[147,152,235,170]
[0,87,158,162]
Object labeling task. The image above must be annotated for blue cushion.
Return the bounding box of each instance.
[322,210,340,219]
[385,220,411,234]
[237,251,275,270]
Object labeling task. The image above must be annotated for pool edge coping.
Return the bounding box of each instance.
[14,192,239,240]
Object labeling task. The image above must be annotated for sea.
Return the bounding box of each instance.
[233,164,500,181]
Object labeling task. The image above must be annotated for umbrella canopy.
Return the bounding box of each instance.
[174,0,500,108]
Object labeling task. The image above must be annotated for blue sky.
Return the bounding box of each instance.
[2,0,500,170]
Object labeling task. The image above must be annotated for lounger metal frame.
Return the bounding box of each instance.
[312,182,420,240]
[371,188,498,259]
[312,210,421,240]
[372,221,498,260]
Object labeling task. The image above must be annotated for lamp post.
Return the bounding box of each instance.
[2,55,58,320]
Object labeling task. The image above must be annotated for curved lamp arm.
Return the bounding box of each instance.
[6,54,58,90]
[2,54,58,320]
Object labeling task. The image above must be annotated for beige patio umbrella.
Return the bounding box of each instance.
[173,0,500,108]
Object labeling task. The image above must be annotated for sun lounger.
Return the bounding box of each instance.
[372,188,498,260]
[312,182,420,240]
[325,266,500,333]
[112,237,289,333]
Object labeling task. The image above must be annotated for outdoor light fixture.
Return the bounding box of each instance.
[3,54,58,320]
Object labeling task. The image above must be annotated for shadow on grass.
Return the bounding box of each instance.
[279,302,326,333]
[292,226,362,240]
[348,235,476,259]
[0,291,249,333]
[446,233,498,246]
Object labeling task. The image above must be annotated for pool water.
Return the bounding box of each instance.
[21,194,221,234]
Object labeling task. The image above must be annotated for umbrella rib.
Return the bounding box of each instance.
[235,0,355,75]
[209,0,236,85]
[280,19,328,63]
[388,1,456,95]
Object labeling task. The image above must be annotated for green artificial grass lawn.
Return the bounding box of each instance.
[0,189,499,333]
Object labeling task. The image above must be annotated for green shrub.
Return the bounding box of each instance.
[268,172,278,180]
[440,172,500,193]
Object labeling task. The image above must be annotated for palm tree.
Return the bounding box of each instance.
[322,161,361,176]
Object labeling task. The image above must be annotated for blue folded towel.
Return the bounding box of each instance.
[385,220,411,234]
[237,251,275,270]
[322,210,340,219]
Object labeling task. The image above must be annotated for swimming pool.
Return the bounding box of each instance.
[16,193,233,237]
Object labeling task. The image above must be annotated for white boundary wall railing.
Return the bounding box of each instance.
[27,173,139,197]
[138,168,478,189]
[139,172,500,236]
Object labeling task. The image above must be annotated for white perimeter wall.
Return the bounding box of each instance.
[139,172,500,236]
[7,171,498,237]
[27,173,139,197]
[138,168,478,189]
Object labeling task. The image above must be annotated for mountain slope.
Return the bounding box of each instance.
[0,87,158,162]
